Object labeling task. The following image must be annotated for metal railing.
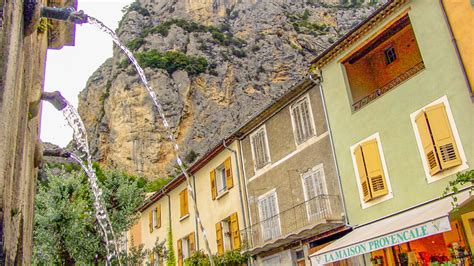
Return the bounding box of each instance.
[352,61,425,111]
[241,195,343,249]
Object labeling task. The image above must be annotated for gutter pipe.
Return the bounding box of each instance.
[223,140,248,231]
[309,73,349,225]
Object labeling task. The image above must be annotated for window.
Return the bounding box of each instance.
[148,205,161,232]
[250,126,271,170]
[413,100,463,179]
[353,138,389,203]
[216,213,240,255]
[343,15,424,111]
[179,189,189,219]
[177,232,195,266]
[258,191,280,241]
[384,46,397,64]
[290,94,316,144]
[210,157,233,200]
[302,164,329,220]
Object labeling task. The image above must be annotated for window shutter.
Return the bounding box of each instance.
[183,189,189,216]
[189,232,195,254]
[177,239,183,266]
[230,213,241,249]
[179,190,185,218]
[354,146,371,202]
[425,103,462,170]
[361,139,388,198]
[150,252,155,265]
[157,205,161,229]
[210,169,217,200]
[415,111,442,175]
[216,222,224,255]
[225,157,234,189]
[149,210,153,233]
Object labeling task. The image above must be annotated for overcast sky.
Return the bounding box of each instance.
[40,0,133,147]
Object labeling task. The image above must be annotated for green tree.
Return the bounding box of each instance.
[33,166,145,264]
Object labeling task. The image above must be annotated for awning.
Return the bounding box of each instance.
[310,191,472,265]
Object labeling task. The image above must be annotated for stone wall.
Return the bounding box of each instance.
[0,0,76,264]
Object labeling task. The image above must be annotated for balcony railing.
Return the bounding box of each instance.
[241,194,343,250]
[352,61,425,111]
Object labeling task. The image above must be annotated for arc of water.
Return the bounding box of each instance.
[88,16,215,265]
[61,103,119,264]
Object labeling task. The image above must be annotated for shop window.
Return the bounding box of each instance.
[250,126,271,170]
[216,213,240,255]
[210,157,233,200]
[179,189,189,219]
[258,190,281,241]
[414,102,462,176]
[351,134,391,206]
[302,164,329,220]
[290,94,316,145]
[343,15,424,111]
[177,232,195,266]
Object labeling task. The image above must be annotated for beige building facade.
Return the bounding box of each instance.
[238,79,346,265]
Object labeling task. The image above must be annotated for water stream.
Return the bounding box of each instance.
[60,102,119,263]
[88,16,215,264]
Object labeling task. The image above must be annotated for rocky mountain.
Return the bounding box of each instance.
[78,0,382,178]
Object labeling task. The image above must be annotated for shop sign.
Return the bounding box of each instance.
[311,217,450,265]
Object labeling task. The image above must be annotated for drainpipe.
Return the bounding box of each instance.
[192,175,200,250]
[309,73,349,225]
[222,140,248,237]
[166,194,171,229]
[438,0,473,98]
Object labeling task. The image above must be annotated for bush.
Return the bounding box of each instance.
[126,37,146,51]
[135,50,208,76]
[125,1,150,16]
[185,249,249,266]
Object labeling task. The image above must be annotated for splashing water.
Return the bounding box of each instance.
[88,16,215,265]
[61,103,119,264]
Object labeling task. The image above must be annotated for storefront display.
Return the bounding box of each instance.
[310,192,474,266]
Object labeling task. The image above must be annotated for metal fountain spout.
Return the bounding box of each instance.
[41,91,68,111]
[23,1,88,35]
[40,6,88,24]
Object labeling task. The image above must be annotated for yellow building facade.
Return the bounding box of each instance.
[128,140,249,265]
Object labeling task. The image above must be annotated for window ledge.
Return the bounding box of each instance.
[179,214,190,222]
[216,190,229,200]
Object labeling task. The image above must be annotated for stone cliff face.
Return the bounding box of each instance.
[78,0,382,178]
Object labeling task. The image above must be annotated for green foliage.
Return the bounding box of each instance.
[287,10,330,37]
[144,176,173,192]
[118,58,130,69]
[185,249,249,266]
[167,227,176,266]
[443,170,474,206]
[123,0,150,16]
[127,37,146,51]
[135,50,208,76]
[37,18,52,34]
[141,19,246,48]
[118,237,166,265]
[44,161,81,173]
[33,166,145,264]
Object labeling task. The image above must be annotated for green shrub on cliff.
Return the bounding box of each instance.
[135,50,208,76]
